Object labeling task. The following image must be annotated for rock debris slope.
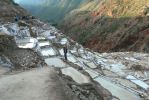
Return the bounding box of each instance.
[0,18,149,100]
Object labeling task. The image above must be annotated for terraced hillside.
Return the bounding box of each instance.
[60,0,149,53]
[0,0,149,100]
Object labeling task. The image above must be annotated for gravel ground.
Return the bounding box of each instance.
[4,48,46,70]
[0,67,78,100]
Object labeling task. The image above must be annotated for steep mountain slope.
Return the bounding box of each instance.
[0,0,27,55]
[0,0,28,23]
[60,0,149,53]
[0,1,114,99]
[1,0,149,100]
[14,0,89,24]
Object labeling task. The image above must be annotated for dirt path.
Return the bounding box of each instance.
[0,67,74,100]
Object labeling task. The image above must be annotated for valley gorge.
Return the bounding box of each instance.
[14,0,88,23]
[60,0,149,53]
[0,0,149,100]
[14,0,149,53]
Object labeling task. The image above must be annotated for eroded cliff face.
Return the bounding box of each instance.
[60,0,149,53]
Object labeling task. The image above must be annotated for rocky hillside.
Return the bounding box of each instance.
[15,0,89,24]
[0,0,28,23]
[0,0,24,53]
[0,0,149,100]
[60,0,149,53]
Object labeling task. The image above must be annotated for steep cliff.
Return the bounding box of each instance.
[60,0,149,53]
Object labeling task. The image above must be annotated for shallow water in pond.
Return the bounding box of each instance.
[61,67,90,84]
[41,47,56,56]
[94,77,140,100]
[39,41,51,47]
[45,58,67,68]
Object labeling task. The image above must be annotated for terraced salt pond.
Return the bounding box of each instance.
[17,42,36,49]
[48,36,56,40]
[41,47,56,56]
[59,49,77,63]
[38,41,51,47]
[61,67,90,84]
[2,22,148,100]
[85,69,99,78]
[67,56,77,63]
[15,37,37,49]
[94,77,140,100]
[37,37,46,40]
[60,38,68,45]
[59,49,71,56]
[45,58,66,68]
[86,62,97,69]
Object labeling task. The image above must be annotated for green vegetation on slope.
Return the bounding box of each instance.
[60,0,149,53]
[16,0,89,24]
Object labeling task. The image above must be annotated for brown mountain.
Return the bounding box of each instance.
[0,0,28,23]
[60,0,149,53]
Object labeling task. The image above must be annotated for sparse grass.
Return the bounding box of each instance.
[0,35,17,52]
[144,7,149,15]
